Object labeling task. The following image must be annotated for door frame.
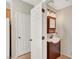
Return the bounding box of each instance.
[6,8,12,59]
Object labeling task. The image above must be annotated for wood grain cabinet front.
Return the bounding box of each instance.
[47,42,60,59]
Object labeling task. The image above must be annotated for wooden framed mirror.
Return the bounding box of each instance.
[47,16,56,33]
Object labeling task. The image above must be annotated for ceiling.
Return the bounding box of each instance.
[22,0,41,6]
[48,0,72,10]
[22,0,72,10]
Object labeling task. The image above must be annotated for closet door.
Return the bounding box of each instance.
[31,2,43,59]
[15,12,30,57]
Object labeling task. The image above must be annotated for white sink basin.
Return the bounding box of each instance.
[47,37,60,43]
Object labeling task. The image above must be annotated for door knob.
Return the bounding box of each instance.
[18,37,21,39]
[29,39,32,41]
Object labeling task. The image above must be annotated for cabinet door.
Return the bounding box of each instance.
[47,42,60,59]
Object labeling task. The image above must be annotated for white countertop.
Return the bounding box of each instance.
[47,37,60,43]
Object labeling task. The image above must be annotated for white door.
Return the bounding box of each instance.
[15,12,30,57]
[31,2,43,59]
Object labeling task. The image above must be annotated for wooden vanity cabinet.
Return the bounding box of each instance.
[47,42,60,59]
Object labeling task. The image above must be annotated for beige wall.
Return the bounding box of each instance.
[11,0,33,58]
[6,2,10,9]
[56,6,72,58]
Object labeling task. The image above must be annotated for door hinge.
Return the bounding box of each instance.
[42,36,45,40]
[42,8,45,13]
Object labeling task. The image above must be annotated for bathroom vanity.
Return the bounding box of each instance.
[47,41,60,59]
[47,33,60,59]
[47,10,60,59]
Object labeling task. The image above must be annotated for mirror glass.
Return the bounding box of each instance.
[50,18,55,28]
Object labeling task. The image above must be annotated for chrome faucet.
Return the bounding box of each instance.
[50,35,53,39]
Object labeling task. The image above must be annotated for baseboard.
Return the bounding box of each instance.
[11,57,17,59]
